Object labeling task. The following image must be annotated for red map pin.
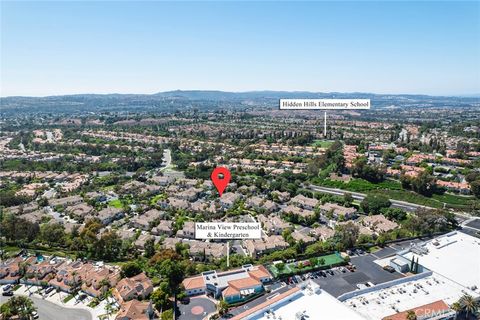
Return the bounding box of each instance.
[211,167,231,197]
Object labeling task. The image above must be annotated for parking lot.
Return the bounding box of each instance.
[177,295,217,320]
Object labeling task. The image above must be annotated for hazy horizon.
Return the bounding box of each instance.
[2,89,480,99]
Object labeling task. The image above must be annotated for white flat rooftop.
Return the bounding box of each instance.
[401,231,480,290]
[343,273,478,320]
[250,282,365,320]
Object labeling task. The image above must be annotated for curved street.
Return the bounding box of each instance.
[0,294,92,320]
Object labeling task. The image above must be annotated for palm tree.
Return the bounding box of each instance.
[0,296,37,320]
[451,302,462,320]
[459,294,479,319]
[406,310,417,320]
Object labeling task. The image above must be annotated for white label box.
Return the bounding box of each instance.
[280,99,371,110]
[195,222,261,239]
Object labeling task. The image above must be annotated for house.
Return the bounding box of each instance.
[176,221,195,239]
[246,197,277,213]
[219,192,241,209]
[312,226,335,241]
[257,214,291,235]
[244,236,288,258]
[151,220,174,236]
[319,203,356,220]
[97,207,124,225]
[291,230,316,245]
[289,195,319,210]
[65,203,94,220]
[134,234,158,250]
[176,187,202,201]
[182,276,206,296]
[115,299,153,320]
[361,215,399,234]
[222,277,263,304]
[114,273,153,303]
[49,195,83,208]
[130,209,164,230]
[282,205,316,220]
[159,197,189,210]
[271,191,291,203]
[0,257,23,284]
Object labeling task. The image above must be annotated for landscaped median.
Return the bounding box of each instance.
[267,252,346,278]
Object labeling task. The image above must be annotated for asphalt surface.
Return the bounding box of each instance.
[177,296,216,320]
[0,295,92,320]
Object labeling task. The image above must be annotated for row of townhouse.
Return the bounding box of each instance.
[0,255,155,320]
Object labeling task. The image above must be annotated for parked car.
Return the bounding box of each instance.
[32,311,39,319]
[2,284,12,291]
[327,270,334,275]
[45,286,55,294]
[383,265,395,273]
[2,290,13,296]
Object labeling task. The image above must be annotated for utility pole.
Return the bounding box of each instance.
[227,242,230,268]
[324,111,327,137]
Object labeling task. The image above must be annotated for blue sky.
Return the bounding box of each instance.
[1,1,479,97]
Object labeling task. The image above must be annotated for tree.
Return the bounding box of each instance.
[361,194,391,214]
[144,237,156,258]
[411,171,437,197]
[121,261,142,278]
[471,180,480,198]
[458,294,479,319]
[0,296,37,320]
[218,299,229,316]
[360,194,391,214]
[451,302,462,320]
[334,222,359,250]
[157,259,185,294]
[352,157,386,183]
[406,310,417,320]
[39,222,66,247]
[344,193,354,206]
[151,282,171,311]
[318,258,326,266]
[276,263,285,272]
[381,208,407,222]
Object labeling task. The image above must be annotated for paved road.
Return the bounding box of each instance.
[0,295,92,320]
[309,185,474,220]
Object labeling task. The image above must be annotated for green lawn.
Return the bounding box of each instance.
[150,193,166,206]
[268,253,345,278]
[108,199,123,208]
[63,294,75,303]
[312,140,334,148]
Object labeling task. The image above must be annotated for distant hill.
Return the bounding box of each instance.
[1,90,478,115]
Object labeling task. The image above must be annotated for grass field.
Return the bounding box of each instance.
[312,140,334,148]
[268,253,345,278]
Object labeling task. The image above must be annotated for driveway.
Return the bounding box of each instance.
[177,296,216,320]
[0,295,92,320]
